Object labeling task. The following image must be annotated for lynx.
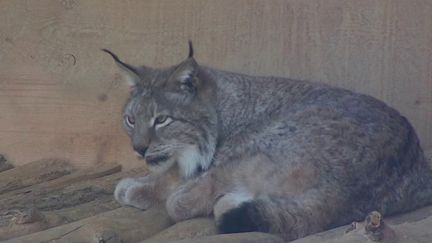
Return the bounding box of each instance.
[103,42,432,241]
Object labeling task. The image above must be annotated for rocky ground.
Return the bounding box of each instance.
[0,151,431,243]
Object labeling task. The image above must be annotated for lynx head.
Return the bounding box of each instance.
[103,42,218,178]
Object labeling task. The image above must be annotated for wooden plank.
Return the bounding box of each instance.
[0,162,121,206]
[0,163,134,213]
[0,158,75,194]
[159,232,284,243]
[0,165,146,240]
[0,0,431,169]
[292,208,432,243]
[142,218,217,243]
[6,207,173,243]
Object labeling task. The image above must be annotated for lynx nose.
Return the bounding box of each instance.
[133,145,148,158]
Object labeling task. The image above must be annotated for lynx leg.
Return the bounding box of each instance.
[166,172,216,222]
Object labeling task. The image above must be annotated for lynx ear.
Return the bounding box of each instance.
[168,41,200,93]
[102,49,141,88]
[171,58,199,93]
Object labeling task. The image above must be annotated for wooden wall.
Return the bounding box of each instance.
[1,0,431,168]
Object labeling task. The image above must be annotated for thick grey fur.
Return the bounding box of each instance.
[104,43,432,241]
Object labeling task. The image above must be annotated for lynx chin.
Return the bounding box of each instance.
[104,42,432,241]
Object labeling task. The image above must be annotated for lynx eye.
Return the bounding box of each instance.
[155,115,168,125]
[153,115,172,128]
[124,115,135,128]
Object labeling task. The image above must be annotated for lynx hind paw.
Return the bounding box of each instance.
[114,177,155,210]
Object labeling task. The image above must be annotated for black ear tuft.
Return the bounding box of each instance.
[102,48,141,87]
[102,49,122,65]
[102,49,137,74]
[188,40,194,58]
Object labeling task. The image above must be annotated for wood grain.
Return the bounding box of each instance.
[0,0,431,168]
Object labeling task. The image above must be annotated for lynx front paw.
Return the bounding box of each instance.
[114,177,156,210]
